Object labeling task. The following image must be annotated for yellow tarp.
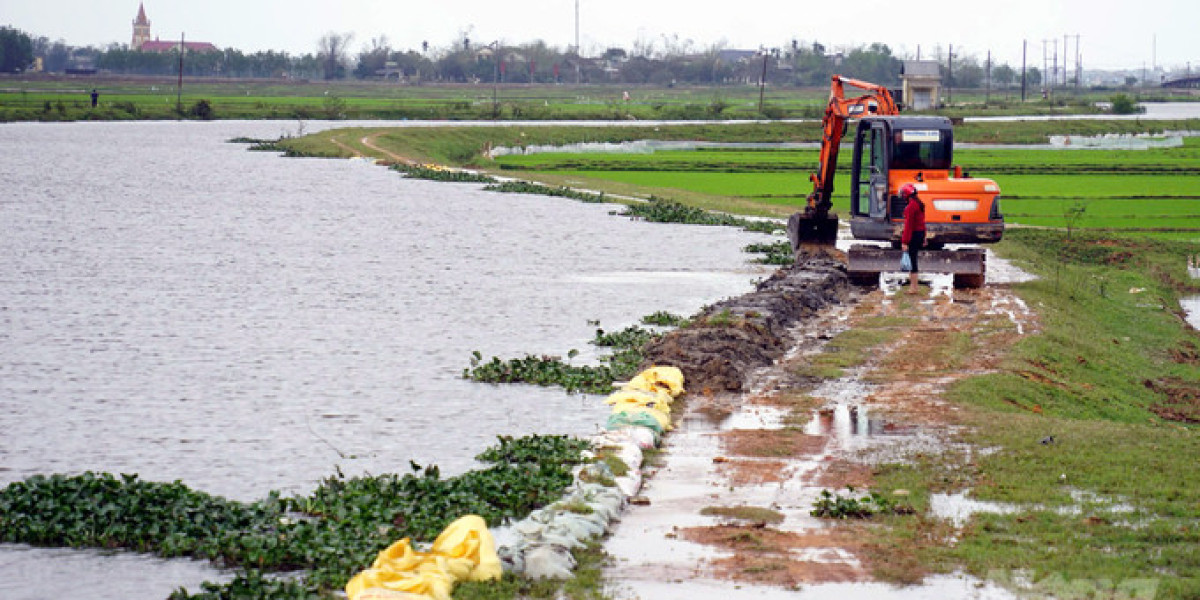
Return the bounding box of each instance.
[625,366,685,397]
[604,388,673,415]
[346,515,502,600]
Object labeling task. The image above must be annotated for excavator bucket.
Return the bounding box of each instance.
[787,212,839,252]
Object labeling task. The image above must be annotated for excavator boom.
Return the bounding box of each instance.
[789,76,899,249]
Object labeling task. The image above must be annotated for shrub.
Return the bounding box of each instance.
[1109,94,1142,115]
[189,99,214,120]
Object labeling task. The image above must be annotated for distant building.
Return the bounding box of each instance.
[131,3,151,48]
[901,60,941,110]
[131,3,218,53]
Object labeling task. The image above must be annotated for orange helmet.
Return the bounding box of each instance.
[899,183,917,198]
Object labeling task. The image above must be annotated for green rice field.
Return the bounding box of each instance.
[494,138,1200,241]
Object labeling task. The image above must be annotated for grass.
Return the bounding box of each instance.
[864,228,1200,599]
[795,316,911,379]
[15,77,1191,123]
[700,505,787,525]
[452,543,609,600]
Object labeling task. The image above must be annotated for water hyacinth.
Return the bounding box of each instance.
[0,435,590,599]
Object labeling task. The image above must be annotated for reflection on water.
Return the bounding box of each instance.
[0,120,769,598]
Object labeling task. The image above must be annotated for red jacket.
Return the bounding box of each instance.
[901,197,926,244]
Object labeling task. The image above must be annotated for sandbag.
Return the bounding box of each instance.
[614,426,659,450]
[611,406,671,431]
[605,410,664,434]
[353,589,441,600]
[431,515,502,581]
[346,515,500,600]
[522,544,577,579]
[625,366,685,397]
[605,388,673,415]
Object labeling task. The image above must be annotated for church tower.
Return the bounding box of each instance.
[131,3,151,50]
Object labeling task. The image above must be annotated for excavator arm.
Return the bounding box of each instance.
[807,75,899,218]
[790,76,898,250]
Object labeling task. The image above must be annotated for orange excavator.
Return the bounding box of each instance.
[787,75,1004,287]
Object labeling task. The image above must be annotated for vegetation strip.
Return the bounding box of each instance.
[0,435,590,599]
[464,317,667,395]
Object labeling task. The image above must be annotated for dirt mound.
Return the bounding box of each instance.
[641,256,850,392]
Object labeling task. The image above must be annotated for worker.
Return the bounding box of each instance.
[899,183,926,293]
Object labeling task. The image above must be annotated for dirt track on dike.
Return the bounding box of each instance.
[606,253,1037,599]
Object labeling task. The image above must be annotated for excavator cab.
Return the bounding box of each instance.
[849,117,953,240]
[846,116,1003,247]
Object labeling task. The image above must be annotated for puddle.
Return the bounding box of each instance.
[1183,297,1200,330]
[929,491,1023,527]
[605,572,1019,600]
[720,404,787,430]
[1181,257,1199,329]
[1059,489,1138,516]
[930,489,1138,528]
[1048,133,1188,149]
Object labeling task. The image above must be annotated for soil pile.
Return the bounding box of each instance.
[641,255,850,392]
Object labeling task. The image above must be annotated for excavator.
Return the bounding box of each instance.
[787,75,1004,288]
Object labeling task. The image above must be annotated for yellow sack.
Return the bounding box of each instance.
[605,388,673,415]
[431,515,502,582]
[345,561,454,600]
[625,366,685,398]
[352,589,436,600]
[346,515,501,600]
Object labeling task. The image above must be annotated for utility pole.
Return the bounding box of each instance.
[758,50,769,114]
[1042,39,1049,100]
[1152,34,1156,73]
[1074,34,1081,88]
[1052,40,1058,92]
[176,32,185,115]
[1065,34,1075,87]
[985,50,991,103]
[1021,40,1027,102]
[947,44,953,106]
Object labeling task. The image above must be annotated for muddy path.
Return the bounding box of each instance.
[606,254,1036,599]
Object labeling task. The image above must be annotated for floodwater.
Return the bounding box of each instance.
[0,120,769,599]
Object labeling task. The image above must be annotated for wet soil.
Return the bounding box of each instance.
[1145,376,1200,423]
[641,256,850,393]
[606,256,1037,599]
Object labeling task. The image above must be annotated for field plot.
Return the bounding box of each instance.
[0,79,830,122]
[496,139,1200,240]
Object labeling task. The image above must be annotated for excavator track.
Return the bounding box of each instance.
[847,244,987,288]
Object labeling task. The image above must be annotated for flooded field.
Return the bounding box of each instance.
[0,120,769,598]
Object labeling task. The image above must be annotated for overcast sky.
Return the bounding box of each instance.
[3,0,1196,71]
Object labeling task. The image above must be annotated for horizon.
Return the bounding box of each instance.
[3,0,1196,72]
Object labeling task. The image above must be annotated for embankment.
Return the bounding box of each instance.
[642,254,850,392]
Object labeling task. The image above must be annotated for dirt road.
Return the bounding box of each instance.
[605,254,1036,599]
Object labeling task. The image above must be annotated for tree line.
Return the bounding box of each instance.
[3,25,1042,88]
